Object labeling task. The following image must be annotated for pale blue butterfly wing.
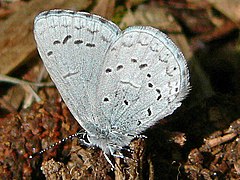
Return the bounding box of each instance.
[34,10,120,134]
[96,26,190,149]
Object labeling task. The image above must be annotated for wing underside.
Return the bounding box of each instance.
[34,10,120,131]
[96,26,190,135]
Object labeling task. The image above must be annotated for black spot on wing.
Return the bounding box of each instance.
[86,43,95,47]
[63,35,72,44]
[131,58,137,63]
[117,65,123,71]
[103,97,109,102]
[106,68,112,73]
[155,89,162,100]
[148,83,153,88]
[74,40,83,44]
[47,51,53,56]
[139,64,148,69]
[53,40,61,45]
[147,108,152,116]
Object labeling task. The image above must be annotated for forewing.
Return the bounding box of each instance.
[96,26,190,135]
[34,10,120,130]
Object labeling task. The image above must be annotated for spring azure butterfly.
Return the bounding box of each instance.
[34,9,190,164]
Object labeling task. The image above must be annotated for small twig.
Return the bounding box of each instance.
[204,133,237,148]
[22,65,49,108]
[0,73,54,105]
[0,74,54,87]
[22,85,42,102]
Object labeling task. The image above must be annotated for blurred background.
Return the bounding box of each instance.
[0,0,239,179]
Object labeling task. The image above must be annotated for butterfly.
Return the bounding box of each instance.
[34,9,190,166]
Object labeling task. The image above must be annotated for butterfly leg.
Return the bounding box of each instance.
[103,152,115,170]
[108,144,128,159]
